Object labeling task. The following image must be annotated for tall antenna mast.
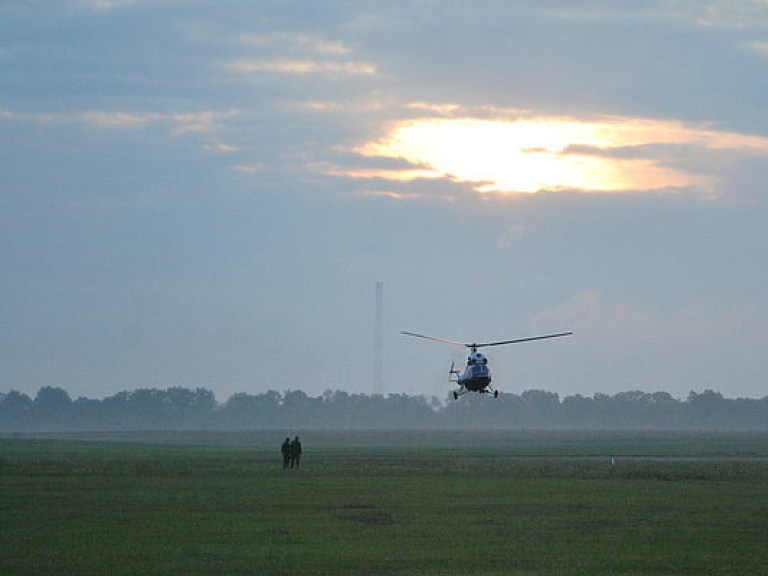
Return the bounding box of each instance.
[373,281,384,395]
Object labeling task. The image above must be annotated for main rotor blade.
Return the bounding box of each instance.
[475,332,573,348]
[400,331,465,347]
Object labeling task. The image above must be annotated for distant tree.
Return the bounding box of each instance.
[520,390,560,426]
[164,386,216,424]
[0,390,33,431]
[685,390,726,428]
[71,396,103,428]
[647,391,682,428]
[561,394,598,428]
[282,389,322,426]
[101,390,131,428]
[383,393,436,428]
[96,386,217,429]
[33,386,73,429]
[129,388,169,427]
[217,390,282,428]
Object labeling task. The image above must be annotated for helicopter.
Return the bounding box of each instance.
[401,330,573,399]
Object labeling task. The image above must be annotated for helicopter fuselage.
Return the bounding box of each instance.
[453,351,492,392]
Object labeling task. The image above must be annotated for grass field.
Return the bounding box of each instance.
[1,431,767,575]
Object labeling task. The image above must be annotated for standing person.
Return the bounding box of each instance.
[281,437,291,469]
[290,435,302,469]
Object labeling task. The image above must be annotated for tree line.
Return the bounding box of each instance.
[1,386,766,432]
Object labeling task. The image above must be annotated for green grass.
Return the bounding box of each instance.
[1,431,767,575]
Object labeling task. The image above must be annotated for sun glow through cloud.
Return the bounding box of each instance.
[354,115,768,195]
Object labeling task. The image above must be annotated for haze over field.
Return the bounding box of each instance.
[3,1,768,401]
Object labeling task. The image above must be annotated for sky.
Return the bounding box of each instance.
[2,0,768,402]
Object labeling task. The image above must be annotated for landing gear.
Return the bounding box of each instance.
[453,391,459,400]
[494,390,499,398]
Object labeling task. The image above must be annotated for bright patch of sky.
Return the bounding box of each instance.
[351,114,768,194]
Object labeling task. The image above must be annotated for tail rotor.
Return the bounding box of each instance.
[449,361,460,383]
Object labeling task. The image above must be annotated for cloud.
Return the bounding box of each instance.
[228,59,377,76]
[545,1,768,30]
[406,102,463,115]
[75,111,150,128]
[239,33,353,56]
[497,224,533,250]
[746,40,768,54]
[314,162,442,182]
[356,189,427,201]
[78,0,138,8]
[231,163,264,173]
[228,31,377,78]
[28,109,240,136]
[281,97,391,113]
[203,141,239,153]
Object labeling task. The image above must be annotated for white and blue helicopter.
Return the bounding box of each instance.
[401,330,573,399]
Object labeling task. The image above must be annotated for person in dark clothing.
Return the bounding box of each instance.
[281,437,291,469]
[290,435,302,469]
